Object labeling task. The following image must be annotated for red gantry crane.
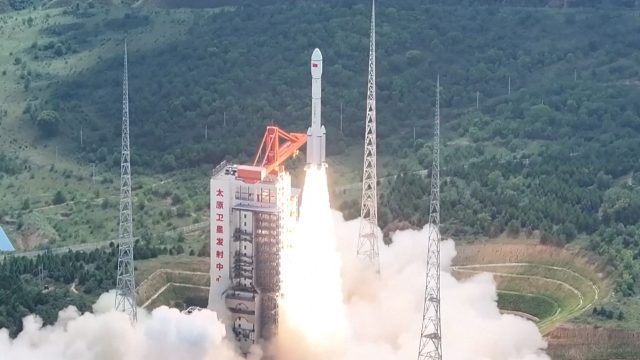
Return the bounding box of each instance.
[236,126,307,183]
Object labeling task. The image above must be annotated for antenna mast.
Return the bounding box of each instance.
[115,40,137,322]
[357,0,380,273]
[418,76,442,360]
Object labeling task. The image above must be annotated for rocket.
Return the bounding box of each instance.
[306,48,327,168]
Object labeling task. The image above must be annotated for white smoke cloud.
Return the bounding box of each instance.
[274,211,551,360]
[0,213,550,360]
[0,291,249,360]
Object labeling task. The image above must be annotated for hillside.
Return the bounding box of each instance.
[0,0,640,345]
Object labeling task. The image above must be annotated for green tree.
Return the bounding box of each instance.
[36,111,61,137]
[53,44,65,57]
[22,198,30,210]
[506,220,520,236]
[52,190,66,205]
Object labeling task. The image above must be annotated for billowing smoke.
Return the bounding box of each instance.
[1,169,550,360]
[275,211,550,359]
[0,291,256,360]
[274,168,551,360]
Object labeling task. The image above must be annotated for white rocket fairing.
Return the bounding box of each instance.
[306,48,327,168]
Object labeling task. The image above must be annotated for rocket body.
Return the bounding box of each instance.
[306,48,327,168]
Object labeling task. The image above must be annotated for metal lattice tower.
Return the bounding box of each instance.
[115,41,137,322]
[357,0,380,273]
[418,76,442,360]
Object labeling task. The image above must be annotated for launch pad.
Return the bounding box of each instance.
[208,159,300,353]
[208,49,326,353]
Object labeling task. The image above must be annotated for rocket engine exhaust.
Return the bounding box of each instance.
[306,48,327,169]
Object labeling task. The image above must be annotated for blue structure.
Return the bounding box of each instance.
[0,226,15,252]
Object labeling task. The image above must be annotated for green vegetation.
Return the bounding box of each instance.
[19,3,640,286]
[34,110,60,137]
[550,348,640,360]
[0,240,192,336]
[0,1,640,347]
[0,249,110,336]
[453,243,610,333]
[575,294,640,331]
[142,283,208,310]
[0,153,20,176]
[497,291,558,321]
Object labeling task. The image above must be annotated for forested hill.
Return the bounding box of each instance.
[3,0,639,12]
[3,0,640,294]
[41,1,640,171]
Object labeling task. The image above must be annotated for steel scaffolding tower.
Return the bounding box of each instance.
[115,41,137,322]
[357,0,380,273]
[418,76,442,360]
[254,211,280,338]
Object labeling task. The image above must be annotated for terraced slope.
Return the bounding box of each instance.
[135,255,210,310]
[453,243,611,334]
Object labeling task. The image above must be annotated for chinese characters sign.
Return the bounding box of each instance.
[214,189,225,282]
[210,178,230,299]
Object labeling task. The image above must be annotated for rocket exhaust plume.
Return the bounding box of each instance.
[280,166,348,346]
[274,46,549,360]
[276,208,552,360]
[278,47,347,352]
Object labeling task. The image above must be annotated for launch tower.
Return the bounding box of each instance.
[208,127,306,353]
[209,49,327,354]
[418,76,443,360]
[115,41,137,322]
[357,0,380,273]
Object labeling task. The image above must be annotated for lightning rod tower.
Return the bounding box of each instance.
[357,0,380,273]
[418,76,442,360]
[115,40,137,322]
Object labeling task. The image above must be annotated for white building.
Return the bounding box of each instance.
[208,161,300,353]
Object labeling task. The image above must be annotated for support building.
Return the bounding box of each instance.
[208,127,306,354]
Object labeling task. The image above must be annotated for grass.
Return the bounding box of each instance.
[460,240,640,345]
[573,294,640,331]
[0,2,418,251]
[550,349,640,360]
[135,255,210,310]
[0,5,217,252]
[497,291,558,320]
[143,283,209,310]
[0,163,212,252]
[135,254,209,284]
[453,242,611,333]
[0,4,635,353]
[546,325,640,360]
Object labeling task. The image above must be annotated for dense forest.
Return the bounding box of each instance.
[0,239,195,336]
[42,1,640,173]
[5,1,640,298]
[3,0,640,12]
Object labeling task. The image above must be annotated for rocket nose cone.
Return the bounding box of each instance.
[311,48,323,78]
[311,48,322,61]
